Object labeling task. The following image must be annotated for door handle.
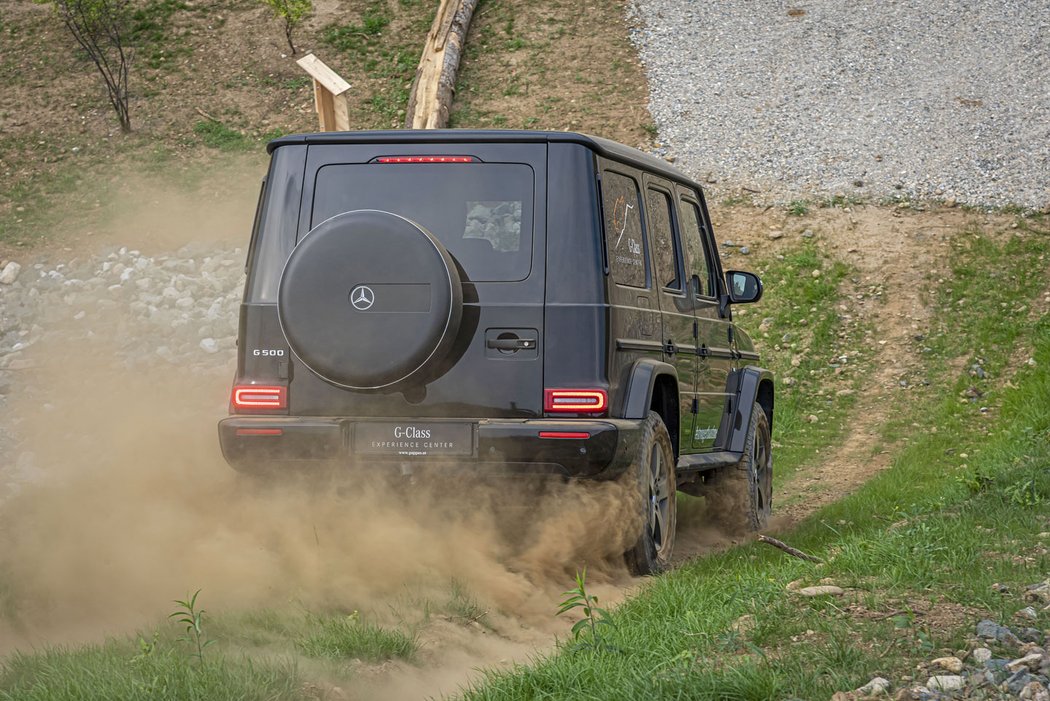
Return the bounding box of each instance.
[486,337,535,351]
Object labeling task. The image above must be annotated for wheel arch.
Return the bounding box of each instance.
[621,358,680,457]
[720,366,775,454]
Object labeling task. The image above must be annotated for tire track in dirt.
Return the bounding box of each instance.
[712,205,1021,527]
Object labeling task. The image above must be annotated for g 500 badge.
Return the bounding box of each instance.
[252,349,286,357]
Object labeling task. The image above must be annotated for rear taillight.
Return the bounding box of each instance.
[538,431,591,439]
[236,428,284,436]
[231,385,286,411]
[544,389,608,414]
[375,156,475,164]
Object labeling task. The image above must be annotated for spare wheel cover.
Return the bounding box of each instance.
[278,209,463,390]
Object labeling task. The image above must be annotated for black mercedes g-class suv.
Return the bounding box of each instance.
[220,130,773,575]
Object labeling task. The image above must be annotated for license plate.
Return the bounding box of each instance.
[353,422,475,457]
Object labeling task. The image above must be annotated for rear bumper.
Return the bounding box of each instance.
[218,416,643,480]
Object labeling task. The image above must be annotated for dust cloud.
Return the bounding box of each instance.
[0,337,640,658]
[0,168,728,698]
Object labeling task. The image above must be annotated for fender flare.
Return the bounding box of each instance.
[718,366,775,453]
[621,358,678,420]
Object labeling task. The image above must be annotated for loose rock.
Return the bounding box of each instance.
[926,675,964,692]
[1008,653,1047,673]
[930,656,964,674]
[796,585,843,597]
[855,677,892,696]
[973,647,993,663]
[0,261,21,285]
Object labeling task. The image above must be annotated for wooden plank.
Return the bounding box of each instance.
[404,0,478,129]
[298,53,351,132]
[332,89,350,131]
[296,53,351,96]
[316,82,339,131]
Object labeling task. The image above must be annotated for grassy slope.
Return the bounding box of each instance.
[460,222,1050,699]
[0,0,432,253]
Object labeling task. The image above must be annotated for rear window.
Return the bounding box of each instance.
[312,163,534,282]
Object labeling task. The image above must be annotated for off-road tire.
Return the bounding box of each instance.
[624,411,677,576]
[705,403,772,534]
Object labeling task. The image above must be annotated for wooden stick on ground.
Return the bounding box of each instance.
[404,0,478,129]
[757,534,824,563]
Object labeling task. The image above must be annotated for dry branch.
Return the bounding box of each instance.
[757,534,824,563]
[404,0,478,129]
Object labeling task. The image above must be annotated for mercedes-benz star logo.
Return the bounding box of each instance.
[350,285,375,311]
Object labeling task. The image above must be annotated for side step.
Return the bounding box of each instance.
[676,450,741,473]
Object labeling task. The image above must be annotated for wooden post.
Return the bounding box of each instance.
[405,0,478,129]
[296,53,351,132]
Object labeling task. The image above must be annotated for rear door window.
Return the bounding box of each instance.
[679,198,714,298]
[601,170,648,288]
[312,162,534,282]
[646,187,684,292]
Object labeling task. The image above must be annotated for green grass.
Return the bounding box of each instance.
[0,605,418,698]
[787,199,811,216]
[295,612,417,662]
[321,0,433,128]
[192,120,284,152]
[733,242,868,481]
[128,0,194,70]
[0,642,303,701]
[460,226,1050,700]
[446,579,488,625]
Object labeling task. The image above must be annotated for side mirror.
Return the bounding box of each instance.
[725,270,763,304]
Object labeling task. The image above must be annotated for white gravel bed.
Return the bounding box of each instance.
[629,0,1050,208]
[0,244,245,495]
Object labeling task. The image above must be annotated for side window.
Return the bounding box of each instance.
[601,170,647,288]
[679,199,714,297]
[646,187,683,291]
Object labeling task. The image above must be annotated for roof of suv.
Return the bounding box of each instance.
[267,129,697,189]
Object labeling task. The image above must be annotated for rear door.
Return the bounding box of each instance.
[288,142,547,418]
[677,187,733,450]
[643,176,699,455]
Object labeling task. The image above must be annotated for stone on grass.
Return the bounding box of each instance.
[855,677,891,695]
[1017,606,1039,621]
[926,675,964,692]
[931,656,964,673]
[797,585,844,597]
[0,262,21,285]
[973,647,993,663]
[1006,670,1034,695]
[1008,652,1047,672]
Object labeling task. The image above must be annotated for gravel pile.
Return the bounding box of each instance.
[0,244,243,373]
[629,0,1050,209]
[832,581,1050,701]
[0,244,245,491]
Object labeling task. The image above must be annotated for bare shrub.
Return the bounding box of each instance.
[53,0,133,133]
